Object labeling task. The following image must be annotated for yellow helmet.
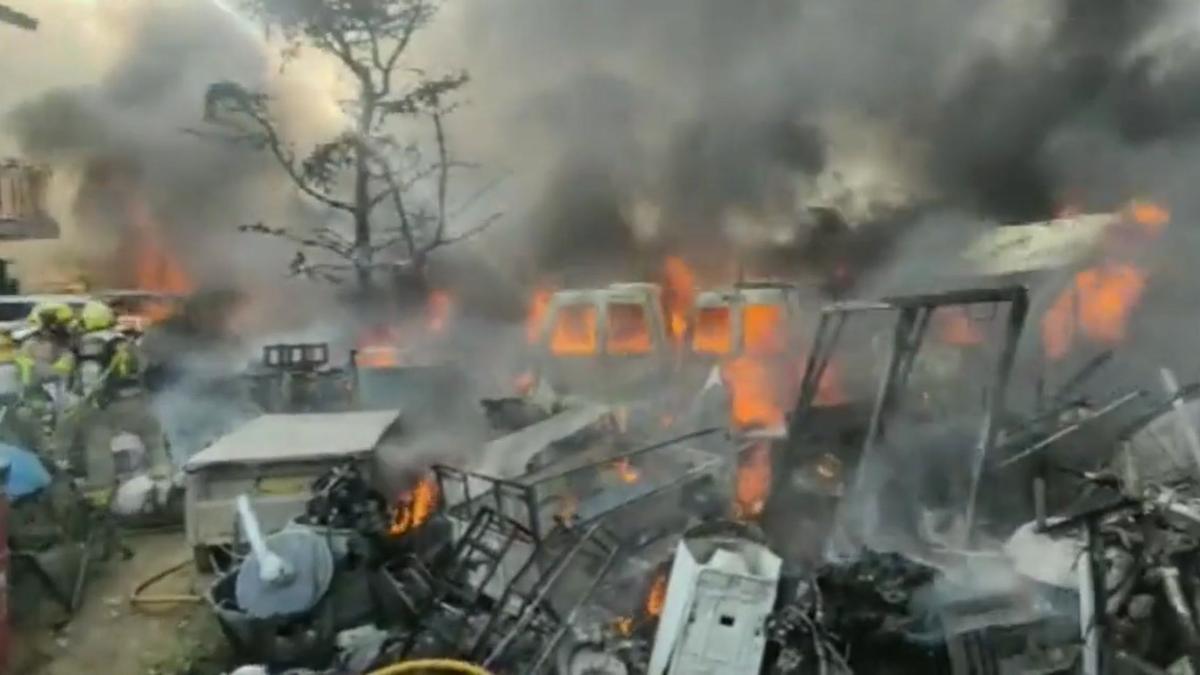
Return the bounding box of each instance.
[28,301,74,331]
[79,300,116,332]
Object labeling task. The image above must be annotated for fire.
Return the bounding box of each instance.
[613,617,634,637]
[612,457,640,484]
[526,286,554,343]
[549,303,598,356]
[1127,199,1170,235]
[743,304,786,356]
[937,307,984,346]
[426,289,454,334]
[692,306,733,355]
[1042,262,1147,360]
[607,303,653,354]
[1041,199,1167,360]
[645,570,668,617]
[357,325,404,368]
[719,302,791,430]
[734,440,772,520]
[662,257,696,343]
[722,356,786,430]
[133,236,191,295]
[389,474,440,537]
[719,300,846,429]
[129,195,192,294]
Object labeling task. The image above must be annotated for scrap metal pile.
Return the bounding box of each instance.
[202,262,1200,674]
[31,204,1164,674]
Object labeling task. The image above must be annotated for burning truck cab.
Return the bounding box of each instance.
[527,283,678,405]
[687,281,807,363]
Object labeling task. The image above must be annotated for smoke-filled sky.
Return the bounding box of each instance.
[4,0,1200,305]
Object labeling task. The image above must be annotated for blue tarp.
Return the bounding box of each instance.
[0,442,51,499]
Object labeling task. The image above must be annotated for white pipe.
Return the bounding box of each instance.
[236,494,292,585]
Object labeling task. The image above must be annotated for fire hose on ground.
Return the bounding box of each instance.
[129,558,202,611]
[366,660,493,675]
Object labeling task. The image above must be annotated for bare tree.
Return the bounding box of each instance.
[201,0,498,291]
[0,4,37,30]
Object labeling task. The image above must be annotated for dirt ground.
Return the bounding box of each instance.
[12,530,228,675]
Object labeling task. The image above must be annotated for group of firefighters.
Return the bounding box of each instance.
[0,299,167,502]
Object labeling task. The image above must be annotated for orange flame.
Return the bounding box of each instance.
[613,617,634,637]
[721,302,790,430]
[549,303,598,356]
[937,307,984,346]
[662,257,696,343]
[722,356,786,430]
[719,299,846,429]
[734,440,773,520]
[357,325,403,368]
[692,306,733,355]
[743,304,787,356]
[426,289,454,334]
[1041,199,1167,360]
[1126,199,1170,236]
[1042,262,1147,360]
[129,196,192,294]
[390,474,440,537]
[607,303,653,354]
[612,457,640,484]
[645,570,668,617]
[526,286,555,343]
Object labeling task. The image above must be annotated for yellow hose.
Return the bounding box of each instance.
[129,558,202,612]
[366,659,494,675]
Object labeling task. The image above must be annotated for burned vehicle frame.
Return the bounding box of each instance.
[772,284,1030,560]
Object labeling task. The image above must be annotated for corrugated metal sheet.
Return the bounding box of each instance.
[184,409,401,471]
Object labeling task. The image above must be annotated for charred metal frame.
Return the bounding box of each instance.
[388,500,620,671]
[428,429,723,669]
[788,285,1030,544]
[435,427,723,543]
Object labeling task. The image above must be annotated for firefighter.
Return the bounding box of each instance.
[0,328,21,445]
[10,302,76,458]
[68,299,169,502]
[0,328,18,405]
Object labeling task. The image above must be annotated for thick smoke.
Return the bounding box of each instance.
[1,0,344,327]
[4,0,1200,295]
[432,0,1200,286]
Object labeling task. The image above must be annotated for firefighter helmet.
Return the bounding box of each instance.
[79,300,117,332]
[27,301,74,332]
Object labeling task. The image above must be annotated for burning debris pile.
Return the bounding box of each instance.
[176,250,1200,675]
[19,1,1200,673]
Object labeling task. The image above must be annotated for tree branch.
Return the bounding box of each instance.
[205,83,356,212]
[432,108,449,243]
[378,1,430,97]
[433,212,502,248]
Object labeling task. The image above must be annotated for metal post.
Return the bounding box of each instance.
[1081,517,1106,675]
